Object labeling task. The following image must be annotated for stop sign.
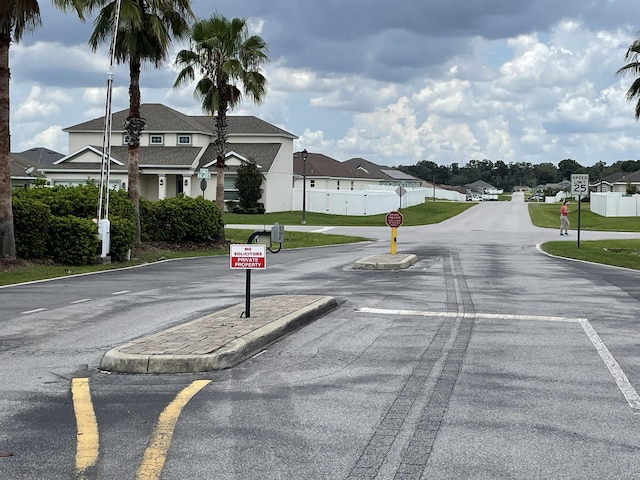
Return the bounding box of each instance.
[385,210,403,228]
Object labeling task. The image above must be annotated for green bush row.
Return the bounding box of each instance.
[12,185,223,265]
[140,196,222,242]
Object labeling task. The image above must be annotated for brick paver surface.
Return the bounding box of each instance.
[118,295,325,356]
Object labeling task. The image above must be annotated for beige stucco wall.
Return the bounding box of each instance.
[67,131,212,152]
[62,122,296,212]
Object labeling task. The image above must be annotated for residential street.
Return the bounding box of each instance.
[2,195,640,479]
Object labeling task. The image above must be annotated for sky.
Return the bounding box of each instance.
[9,0,640,167]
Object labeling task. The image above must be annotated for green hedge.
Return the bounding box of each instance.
[12,186,222,265]
[47,216,99,266]
[12,197,51,259]
[12,184,135,220]
[109,216,136,262]
[141,195,222,242]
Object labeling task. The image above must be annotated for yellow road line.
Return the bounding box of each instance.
[136,380,211,480]
[71,378,99,478]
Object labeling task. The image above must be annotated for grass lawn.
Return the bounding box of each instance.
[540,239,640,270]
[0,229,370,287]
[224,201,476,227]
[530,202,640,270]
[528,202,640,231]
[1,201,474,286]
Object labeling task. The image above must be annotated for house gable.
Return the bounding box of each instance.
[45,104,295,211]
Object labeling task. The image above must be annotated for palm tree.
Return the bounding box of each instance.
[617,36,640,118]
[83,0,194,244]
[173,14,269,219]
[0,1,84,259]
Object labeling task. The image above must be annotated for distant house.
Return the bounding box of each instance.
[17,147,64,165]
[592,171,640,193]
[344,157,422,187]
[292,152,423,192]
[293,152,380,191]
[10,152,48,188]
[39,104,297,213]
[464,180,502,201]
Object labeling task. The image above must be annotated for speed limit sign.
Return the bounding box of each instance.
[571,174,589,196]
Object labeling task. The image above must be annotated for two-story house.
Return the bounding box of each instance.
[39,104,297,213]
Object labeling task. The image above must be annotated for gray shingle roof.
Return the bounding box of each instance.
[10,153,47,178]
[600,170,640,184]
[293,152,378,179]
[344,157,421,182]
[41,143,284,173]
[64,103,297,138]
[17,147,64,165]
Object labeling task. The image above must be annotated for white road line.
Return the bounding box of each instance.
[355,307,578,323]
[71,299,91,304]
[311,227,334,233]
[22,308,46,315]
[111,290,130,295]
[356,307,640,411]
[579,319,640,411]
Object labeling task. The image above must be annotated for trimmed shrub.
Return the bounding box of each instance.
[13,197,51,259]
[141,195,222,242]
[13,184,135,222]
[139,197,157,242]
[109,216,136,262]
[47,216,99,266]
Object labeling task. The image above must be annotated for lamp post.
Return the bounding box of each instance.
[302,149,308,224]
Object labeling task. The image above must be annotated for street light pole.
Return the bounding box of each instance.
[302,149,307,224]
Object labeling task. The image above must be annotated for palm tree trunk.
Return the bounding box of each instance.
[126,59,145,245]
[0,37,16,259]
[214,107,228,213]
[214,101,228,241]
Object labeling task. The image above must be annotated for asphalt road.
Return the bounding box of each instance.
[2,194,640,479]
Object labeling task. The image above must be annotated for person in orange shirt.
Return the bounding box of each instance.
[560,200,570,235]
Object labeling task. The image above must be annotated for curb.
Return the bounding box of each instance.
[99,296,338,374]
[353,253,418,270]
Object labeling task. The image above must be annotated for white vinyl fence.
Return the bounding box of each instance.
[292,185,465,216]
[590,192,640,217]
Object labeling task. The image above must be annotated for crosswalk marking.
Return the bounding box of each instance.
[356,307,640,411]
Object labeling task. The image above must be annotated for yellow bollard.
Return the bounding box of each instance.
[390,227,397,255]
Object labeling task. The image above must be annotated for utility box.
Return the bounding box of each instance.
[97,218,111,260]
[271,222,285,243]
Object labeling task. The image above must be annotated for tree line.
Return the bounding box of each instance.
[397,158,640,191]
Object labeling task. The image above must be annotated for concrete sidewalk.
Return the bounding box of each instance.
[99,295,338,374]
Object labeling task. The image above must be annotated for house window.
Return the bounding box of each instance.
[177,134,191,145]
[310,180,315,188]
[224,176,239,201]
[150,134,164,145]
[350,181,354,190]
[336,180,340,190]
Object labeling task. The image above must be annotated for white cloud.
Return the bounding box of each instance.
[10,0,640,168]
[14,86,72,120]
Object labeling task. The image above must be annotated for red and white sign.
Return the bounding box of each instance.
[385,210,403,228]
[230,244,266,269]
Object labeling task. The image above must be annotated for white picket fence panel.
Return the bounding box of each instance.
[590,192,640,217]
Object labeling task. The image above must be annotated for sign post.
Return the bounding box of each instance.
[198,168,210,198]
[230,225,284,318]
[395,186,407,210]
[571,174,589,249]
[385,211,403,255]
[231,244,266,318]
